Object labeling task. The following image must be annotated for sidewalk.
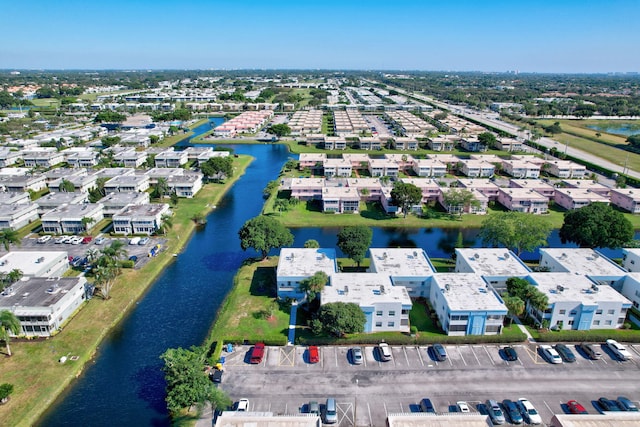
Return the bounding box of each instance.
[287,300,300,345]
[513,316,536,343]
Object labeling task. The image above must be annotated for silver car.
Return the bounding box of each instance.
[351,347,363,365]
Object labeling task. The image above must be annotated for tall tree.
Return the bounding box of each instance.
[390,181,422,218]
[153,178,169,199]
[559,203,634,248]
[0,310,21,357]
[0,229,20,251]
[238,216,293,260]
[337,226,372,267]
[81,217,95,233]
[299,271,329,302]
[158,213,174,235]
[479,212,552,255]
[201,157,233,181]
[477,132,497,148]
[441,188,480,216]
[502,295,525,325]
[303,239,320,249]
[311,302,366,336]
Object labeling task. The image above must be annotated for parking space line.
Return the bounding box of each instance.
[367,402,372,426]
[383,401,388,416]
[279,347,295,366]
[417,346,425,367]
[629,345,640,357]
[334,347,338,368]
[482,345,495,366]
[543,400,554,416]
[403,347,409,366]
[470,346,481,365]
[458,346,467,366]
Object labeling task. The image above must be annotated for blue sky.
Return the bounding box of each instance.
[2,0,639,72]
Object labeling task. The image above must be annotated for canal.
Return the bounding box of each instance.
[38,127,631,425]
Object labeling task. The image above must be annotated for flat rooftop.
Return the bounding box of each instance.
[0,251,67,277]
[369,248,435,278]
[528,273,630,304]
[387,413,492,427]
[214,411,320,427]
[277,248,337,278]
[432,273,506,312]
[456,249,531,277]
[551,413,640,427]
[324,273,411,307]
[0,277,85,311]
[540,248,626,277]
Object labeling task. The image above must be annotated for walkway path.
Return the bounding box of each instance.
[287,300,300,345]
[513,316,536,343]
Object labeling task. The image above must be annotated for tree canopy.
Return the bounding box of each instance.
[311,302,366,336]
[238,215,293,259]
[627,134,640,147]
[441,188,480,216]
[0,310,21,357]
[390,181,422,218]
[337,226,372,267]
[94,111,126,123]
[479,212,552,255]
[300,271,329,302]
[268,124,291,138]
[477,132,497,148]
[201,156,233,181]
[506,277,549,318]
[559,203,634,248]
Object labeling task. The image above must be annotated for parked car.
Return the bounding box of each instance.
[209,368,223,384]
[308,400,320,416]
[129,237,141,245]
[378,342,392,362]
[420,398,436,413]
[138,237,150,245]
[37,235,51,244]
[518,398,542,424]
[502,399,523,424]
[128,255,138,263]
[72,236,84,245]
[70,256,82,267]
[539,345,562,364]
[81,236,93,244]
[617,396,639,412]
[598,397,622,412]
[567,400,588,414]
[351,347,363,365]
[325,397,337,424]
[577,342,602,360]
[554,343,576,363]
[55,236,67,244]
[503,346,518,361]
[308,345,320,363]
[236,398,249,411]
[249,342,265,364]
[432,343,447,361]
[457,401,470,413]
[94,236,107,245]
[486,399,505,425]
[606,339,633,360]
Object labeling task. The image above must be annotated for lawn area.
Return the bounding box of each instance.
[30,98,60,108]
[155,131,193,148]
[0,156,253,427]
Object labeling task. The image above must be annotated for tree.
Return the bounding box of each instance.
[502,295,525,325]
[0,310,21,357]
[101,136,121,148]
[303,239,320,248]
[161,346,232,415]
[6,269,22,285]
[273,198,290,213]
[58,179,75,193]
[626,134,640,147]
[545,122,562,134]
[153,177,169,199]
[434,112,447,121]
[300,271,328,303]
[0,229,20,251]
[311,302,366,336]
[390,181,422,218]
[94,111,126,123]
[158,213,174,235]
[238,216,293,260]
[0,91,15,109]
[478,212,552,255]
[201,157,233,181]
[81,217,95,233]
[477,132,497,148]
[263,180,279,199]
[149,134,160,144]
[267,124,291,138]
[337,226,372,267]
[0,383,14,404]
[559,203,634,248]
[441,188,480,216]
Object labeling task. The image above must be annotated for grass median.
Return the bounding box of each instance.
[0,155,253,427]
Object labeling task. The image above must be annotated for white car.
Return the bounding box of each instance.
[606,339,633,360]
[236,398,249,411]
[539,345,562,364]
[378,342,392,362]
[37,235,51,244]
[457,401,470,413]
[518,398,542,425]
[54,236,67,244]
[71,236,83,245]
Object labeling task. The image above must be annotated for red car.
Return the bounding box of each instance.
[249,342,265,364]
[82,236,93,244]
[568,400,588,414]
[308,346,320,363]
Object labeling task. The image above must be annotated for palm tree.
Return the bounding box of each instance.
[0,229,20,252]
[158,213,173,235]
[6,269,22,285]
[81,217,95,234]
[0,310,21,356]
[85,248,99,263]
[154,178,169,199]
[101,240,127,262]
[93,263,118,300]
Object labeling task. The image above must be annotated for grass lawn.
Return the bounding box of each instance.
[30,98,60,108]
[156,131,193,148]
[0,156,253,427]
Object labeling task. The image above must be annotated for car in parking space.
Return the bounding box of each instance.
[249,342,265,364]
[606,339,633,360]
[138,237,150,245]
[567,400,588,414]
[432,343,447,361]
[598,397,622,412]
[81,236,93,244]
[503,346,518,361]
[617,396,638,411]
[502,399,523,424]
[37,235,51,244]
[94,236,107,245]
[457,401,470,413]
[577,342,602,360]
[325,397,337,424]
[308,400,320,416]
[518,398,542,425]
[308,345,319,363]
[420,398,436,413]
[554,343,576,363]
[129,237,141,245]
[351,347,363,365]
[71,236,83,245]
[539,345,562,364]
[128,255,138,263]
[209,368,223,384]
[378,342,392,361]
[236,398,249,411]
[486,399,505,425]
[54,236,67,244]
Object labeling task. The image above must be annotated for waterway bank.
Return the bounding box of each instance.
[0,156,253,427]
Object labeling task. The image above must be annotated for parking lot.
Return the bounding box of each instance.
[5,235,167,270]
[219,342,640,426]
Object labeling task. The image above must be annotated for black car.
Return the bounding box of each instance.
[432,343,447,361]
[503,346,518,361]
[577,342,602,360]
[598,397,622,412]
[554,343,576,363]
[209,369,223,383]
[420,398,436,413]
[503,399,523,424]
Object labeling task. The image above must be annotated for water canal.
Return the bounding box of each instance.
[38,125,632,425]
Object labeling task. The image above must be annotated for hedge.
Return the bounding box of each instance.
[221,337,288,347]
[533,329,640,343]
[296,331,526,346]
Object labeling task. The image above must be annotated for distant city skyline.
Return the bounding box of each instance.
[1,0,639,73]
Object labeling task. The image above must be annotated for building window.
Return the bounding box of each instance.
[376,311,382,316]
[485,325,501,333]
[401,309,409,315]
[388,311,396,316]
[607,309,615,315]
[375,322,382,327]
[596,309,603,315]
[618,317,625,324]
[605,320,612,326]
[449,324,466,332]
[569,310,577,316]
[593,320,600,326]
[387,322,394,327]
[567,320,574,326]
[559,310,566,315]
